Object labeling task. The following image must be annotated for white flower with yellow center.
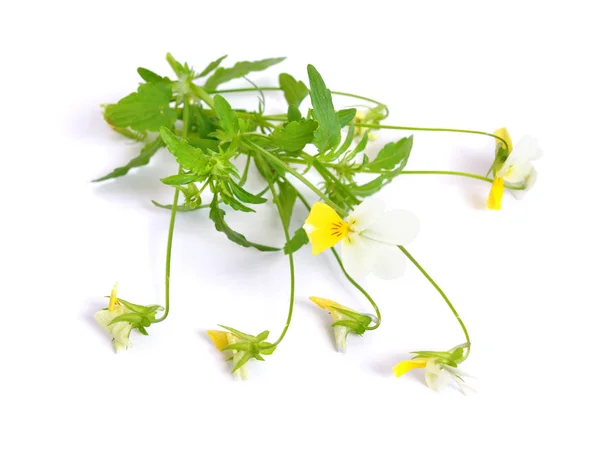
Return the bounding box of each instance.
[303,198,419,279]
[488,127,543,210]
[393,357,475,395]
[94,284,133,353]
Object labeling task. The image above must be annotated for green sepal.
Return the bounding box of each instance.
[223,342,255,353]
[231,352,253,374]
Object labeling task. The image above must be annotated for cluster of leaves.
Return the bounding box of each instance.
[218,325,276,373]
[95,53,413,256]
[110,298,164,336]
[329,305,373,336]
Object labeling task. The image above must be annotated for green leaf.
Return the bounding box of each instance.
[349,167,405,197]
[271,120,318,153]
[93,136,164,182]
[205,57,286,91]
[337,108,357,128]
[345,131,369,162]
[104,82,177,132]
[209,197,279,251]
[198,54,228,78]
[364,136,413,172]
[137,67,165,83]
[307,64,340,153]
[161,174,197,186]
[279,73,309,107]
[151,200,209,212]
[283,227,309,254]
[229,181,267,204]
[160,127,209,173]
[277,180,297,230]
[213,95,239,136]
[190,106,218,138]
[287,106,302,122]
[166,52,186,78]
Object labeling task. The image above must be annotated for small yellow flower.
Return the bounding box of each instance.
[309,296,373,352]
[353,111,377,140]
[393,357,474,394]
[487,127,542,210]
[94,283,132,353]
[207,330,248,380]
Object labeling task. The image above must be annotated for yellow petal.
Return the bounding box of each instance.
[487,177,505,210]
[494,127,513,154]
[393,358,429,378]
[108,283,119,312]
[207,330,230,351]
[303,202,348,255]
[309,296,352,321]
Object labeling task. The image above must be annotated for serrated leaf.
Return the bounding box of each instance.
[279,73,309,107]
[160,127,209,173]
[307,64,340,153]
[209,197,279,251]
[93,136,164,182]
[283,227,309,254]
[213,95,239,136]
[271,120,317,153]
[229,181,267,204]
[364,136,413,172]
[137,67,165,83]
[198,54,228,78]
[277,180,297,230]
[337,108,357,128]
[104,82,177,132]
[205,57,286,91]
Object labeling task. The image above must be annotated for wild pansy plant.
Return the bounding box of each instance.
[94,54,541,392]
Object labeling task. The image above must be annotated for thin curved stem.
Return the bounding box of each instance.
[400,170,525,190]
[266,179,296,348]
[244,139,348,216]
[398,246,471,358]
[210,86,387,113]
[294,184,381,329]
[355,123,509,152]
[154,97,190,323]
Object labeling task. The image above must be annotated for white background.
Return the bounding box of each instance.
[1,1,599,457]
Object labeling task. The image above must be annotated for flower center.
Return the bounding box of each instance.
[330,220,349,239]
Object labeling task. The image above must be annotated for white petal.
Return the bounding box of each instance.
[341,234,375,279]
[425,360,452,391]
[371,243,407,280]
[363,209,419,245]
[503,162,535,184]
[513,135,543,161]
[349,198,385,232]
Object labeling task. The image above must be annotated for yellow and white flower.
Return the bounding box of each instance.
[207,330,249,380]
[488,128,543,210]
[303,198,419,279]
[393,357,475,394]
[94,283,133,353]
[309,297,374,352]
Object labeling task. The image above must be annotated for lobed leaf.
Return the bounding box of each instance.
[205,57,286,91]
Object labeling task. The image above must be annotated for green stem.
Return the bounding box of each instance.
[265,179,296,348]
[294,185,381,328]
[398,246,471,358]
[355,123,509,152]
[154,97,190,323]
[210,86,387,113]
[244,139,348,216]
[238,153,252,186]
[400,170,525,190]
